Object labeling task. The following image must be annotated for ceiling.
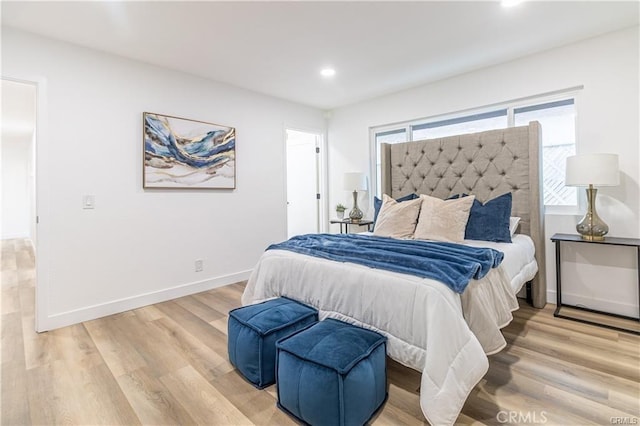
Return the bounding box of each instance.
[2,1,638,110]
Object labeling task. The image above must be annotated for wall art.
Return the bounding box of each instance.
[143,112,235,189]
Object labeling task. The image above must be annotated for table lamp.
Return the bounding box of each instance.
[565,153,619,241]
[343,172,367,222]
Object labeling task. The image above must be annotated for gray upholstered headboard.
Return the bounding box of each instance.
[380,121,546,308]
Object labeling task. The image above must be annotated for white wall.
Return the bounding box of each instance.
[328,26,639,316]
[2,28,326,330]
[1,132,33,239]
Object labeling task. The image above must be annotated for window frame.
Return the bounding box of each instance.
[511,95,581,214]
[369,123,410,203]
[369,88,583,214]
[410,108,508,140]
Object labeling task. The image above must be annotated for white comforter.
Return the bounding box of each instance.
[242,236,537,425]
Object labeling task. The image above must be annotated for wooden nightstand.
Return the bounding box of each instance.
[330,219,374,234]
[551,233,640,335]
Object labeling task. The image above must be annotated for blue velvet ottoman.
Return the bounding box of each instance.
[276,319,387,426]
[228,297,318,389]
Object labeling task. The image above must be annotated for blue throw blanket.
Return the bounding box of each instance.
[267,233,504,293]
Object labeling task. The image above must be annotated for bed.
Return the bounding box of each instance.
[242,122,546,425]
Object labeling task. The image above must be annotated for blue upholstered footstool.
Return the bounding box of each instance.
[276,319,387,426]
[228,297,318,389]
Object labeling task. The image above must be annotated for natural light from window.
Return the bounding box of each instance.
[372,96,577,207]
[412,110,508,141]
[514,99,576,206]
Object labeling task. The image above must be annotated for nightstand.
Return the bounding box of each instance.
[330,219,374,234]
[551,233,640,335]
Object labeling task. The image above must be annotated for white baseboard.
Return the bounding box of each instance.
[1,232,30,240]
[546,290,639,318]
[39,270,252,332]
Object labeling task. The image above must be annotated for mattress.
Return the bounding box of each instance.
[464,233,538,294]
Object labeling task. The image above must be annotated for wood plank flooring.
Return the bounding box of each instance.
[2,238,639,425]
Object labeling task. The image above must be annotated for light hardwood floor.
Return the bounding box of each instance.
[2,239,639,425]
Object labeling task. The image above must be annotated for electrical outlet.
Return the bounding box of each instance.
[82,195,95,209]
[195,259,203,272]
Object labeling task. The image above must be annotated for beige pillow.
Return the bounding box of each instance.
[414,194,475,242]
[373,194,422,239]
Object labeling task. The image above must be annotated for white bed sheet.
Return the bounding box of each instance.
[242,234,537,425]
[463,233,537,294]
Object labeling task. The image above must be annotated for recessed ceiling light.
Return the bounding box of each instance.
[320,68,336,78]
[501,0,524,7]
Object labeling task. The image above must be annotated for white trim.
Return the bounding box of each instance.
[317,132,328,232]
[369,127,377,199]
[280,125,289,238]
[1,233,31,240]
[509,88,581,110]
[507,106,515,128]
[38,270,253,331]
[547,290,639,319]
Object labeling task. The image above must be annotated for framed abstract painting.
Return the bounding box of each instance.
[143,112,236,189]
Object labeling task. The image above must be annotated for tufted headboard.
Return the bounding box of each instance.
[380,121,546,308]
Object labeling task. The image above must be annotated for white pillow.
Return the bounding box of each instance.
[509,216,521,237]
[373,194,422,239]
[414,194,475,242]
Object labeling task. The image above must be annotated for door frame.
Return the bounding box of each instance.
[283,125,328,236]
[2,74,49,332]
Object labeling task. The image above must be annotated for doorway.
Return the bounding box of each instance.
[1,77,38,327]
[285,128,324,238]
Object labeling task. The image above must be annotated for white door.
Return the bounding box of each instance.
[286,129,320,238]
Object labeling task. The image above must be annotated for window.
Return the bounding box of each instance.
[371,94,577,206]
[514,99,576,206]
[373,128,407,198]
[411,109,508,140]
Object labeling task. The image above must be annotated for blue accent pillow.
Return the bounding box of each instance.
[463,192,513,243]
[373,193,418,227]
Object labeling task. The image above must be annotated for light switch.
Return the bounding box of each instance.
[83,195,95,209]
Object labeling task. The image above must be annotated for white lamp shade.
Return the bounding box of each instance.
[565,153,619,187]
[343,172,368,191]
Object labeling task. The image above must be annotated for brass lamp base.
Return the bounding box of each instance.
[348,190,363,223]
[576,185,608,241]
[579,234,605,242]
